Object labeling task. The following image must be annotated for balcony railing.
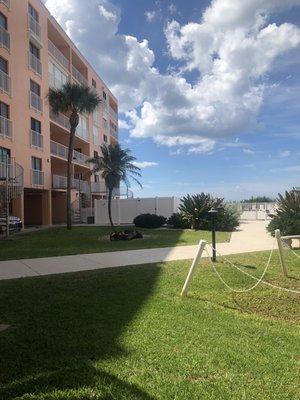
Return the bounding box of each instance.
[50,111,70,131]
[0,26,10,50]
[0,115,12,139]
[91,182,103,193]
[0,70,11,95]
[50,140,89,167]
[110,127,118,140]
[48,40,69,70]
[72,65,88,86]
[30,130,43,149]
[29,52,42,76]
[29,91,43,113]
[28,14,42,45]
[31,169,44,186]
[0,0,10,8]
[109,107,118,121]
[52,174,90,194]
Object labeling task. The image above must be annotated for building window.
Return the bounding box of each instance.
[28,4,39,22]
[0,101,9,118]
[0,146,10,162]
[94,174,100,183]
[31,117,41,133]
[103,134,108,143]
[94,151,98,158]
[103,91,107,100]
[30,80,40,96]
[30,42,40,59]
[48,60,68,89]
[0,56,8,74]
[0,13,7,30]
[92,79,96,88]
[31,156,42,171]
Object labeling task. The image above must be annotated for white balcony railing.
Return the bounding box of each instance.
[50,111,70,130]
[49,72,67,90]
[48,40,69,70]
[29,52,42,76]
[31,169,44,186]
[28,14,42,44]
[29,91,43,112]
[91,182,103,193]
[30,130,43,149]
[110,127,118,140]
[0,26,10,50]
[52,174,90,194]
[0,115,12,139]
[0,0,10,8]
[72,65,88,86]
[0,70,11,95]
[50,140,89,167]
[109,106,118,121]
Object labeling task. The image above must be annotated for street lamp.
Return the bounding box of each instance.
[208,208,218,262]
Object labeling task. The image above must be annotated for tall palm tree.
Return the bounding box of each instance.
[89,144,142,231]
[48,82,101,230]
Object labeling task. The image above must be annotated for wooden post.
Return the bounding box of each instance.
[275,229,288,277]
[181,240,207,297]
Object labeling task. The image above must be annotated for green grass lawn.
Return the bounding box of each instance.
[0,226,231,261]
[0,249,299,399]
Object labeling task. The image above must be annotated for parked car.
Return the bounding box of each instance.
[0,216,23,234]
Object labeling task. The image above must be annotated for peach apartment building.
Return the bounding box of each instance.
[0,0,118,227]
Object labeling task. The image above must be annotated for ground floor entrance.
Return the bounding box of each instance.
[23,189,52,227]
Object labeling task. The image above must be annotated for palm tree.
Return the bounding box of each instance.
[48,82,101,230]
[89,144,142,231]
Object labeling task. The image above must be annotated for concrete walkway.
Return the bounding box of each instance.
[0,221,274,281]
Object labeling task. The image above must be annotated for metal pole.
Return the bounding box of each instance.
[275,229,287,277]
[5,155,9,238]
[212,215,216,262]
[181,240,207,297]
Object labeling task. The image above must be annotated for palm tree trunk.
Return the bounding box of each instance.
[108,187,116,233]
[67,110,79,230]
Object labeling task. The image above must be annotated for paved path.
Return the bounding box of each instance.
[0,221,274,281]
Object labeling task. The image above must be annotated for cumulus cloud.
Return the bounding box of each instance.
[44,0,300,151]
[133,161,159,169]
[145,11,156,22]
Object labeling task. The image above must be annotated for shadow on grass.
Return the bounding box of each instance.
[0,264,161,399]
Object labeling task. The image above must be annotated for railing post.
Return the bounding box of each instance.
[181,240,207,297]
[275,229,288,277]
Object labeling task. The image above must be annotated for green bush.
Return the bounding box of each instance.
[200,205,240,231]
[267,190,300,236]
[133,214,167,229]
[167,213,190,229]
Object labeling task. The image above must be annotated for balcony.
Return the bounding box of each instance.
[0,26,10,51]
[50,111,70,131]
[91,182,104,193]
[30,130,43,149]
[28,14,42,47]
[0,115,12,139]
[29,52,42,76]
[50,140,89,167]
[0,70,11,95]
[49,72,67,90]
[0,0,10,8]
[31,169,44,186]
[29,91,43,113]
[48,40,69,71]
[110,127,118,140]
[109,107,118,121]
[52,174,90,194]
[72,65,88,86]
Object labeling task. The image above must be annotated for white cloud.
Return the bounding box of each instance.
[44,0,300,151]
[133,161,159,169]
[243,149,256,155]
[270,165,300,173]
[279,150,291,157]
[168,4,177,14]
[118,119,131,130]
[145,11,156,22]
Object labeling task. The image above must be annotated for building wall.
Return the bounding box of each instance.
[0,0,118,225]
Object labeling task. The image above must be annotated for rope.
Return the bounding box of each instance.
[206,243,300,294]
[281,240,300,259]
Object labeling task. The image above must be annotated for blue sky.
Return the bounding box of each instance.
[44,0,300,200]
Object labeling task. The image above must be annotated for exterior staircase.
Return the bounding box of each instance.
[0,158,24,235]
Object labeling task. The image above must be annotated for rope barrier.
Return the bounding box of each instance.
[282,242,300,259]
[205,243,300,294]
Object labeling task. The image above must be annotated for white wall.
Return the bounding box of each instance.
[94,197,180,225]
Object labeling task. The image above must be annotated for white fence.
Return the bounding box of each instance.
[235,202,276,220]
[94,197,180,225]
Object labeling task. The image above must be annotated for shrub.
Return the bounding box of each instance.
[167,213,190,229]
[267,190,300,236]
[200,205,240,231]
[133,214,167,229]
